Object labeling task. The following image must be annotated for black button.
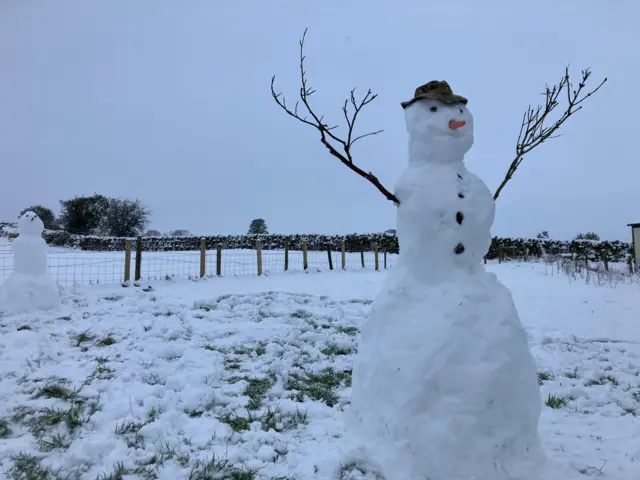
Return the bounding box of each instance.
[456,212,464,225]
[454,243,465,254]
[457,173,464,180]
[458,193,465,198]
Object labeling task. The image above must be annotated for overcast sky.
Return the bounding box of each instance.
[0,1,637,240]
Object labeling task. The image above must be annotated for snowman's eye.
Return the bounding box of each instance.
[459,108,463,113]
[430,106,438,112]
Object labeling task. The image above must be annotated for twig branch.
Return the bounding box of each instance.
[493,67,607,201]
[271,28,399,204]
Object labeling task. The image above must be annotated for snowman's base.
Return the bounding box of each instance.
[0,273,61,315]
[348,268,545,480]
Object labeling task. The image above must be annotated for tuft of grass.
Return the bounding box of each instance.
[37,433,71,452]
[6,452,61,480]
[545,394,573,409]
[337,326,359,335]
[290,309,313,319]
[284,367,352,407]
[0,418,11,438]
[33,382,76,401]
[219,407,308,434]
[585,375,618,387]
[103,295,123,302]
[243,377,274,410]
[321,345,353,356]
[537,371,554,385]
[188,454,257,480]
[74,329,96,347]
[255,343,267,356]
[232,346,252,355]
[17,325,32,331]
[565,368,580,379]
[57,315,72,321]
[97,336,116,346]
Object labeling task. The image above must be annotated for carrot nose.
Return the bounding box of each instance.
[449,120,466,130]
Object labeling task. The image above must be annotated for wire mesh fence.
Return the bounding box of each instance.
[0,246,399,287]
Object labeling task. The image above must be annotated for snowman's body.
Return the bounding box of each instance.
[348,97,544,479]
[0,212,60,314]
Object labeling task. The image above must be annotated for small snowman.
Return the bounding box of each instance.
[0,211,60,314]
[346,81,545,479]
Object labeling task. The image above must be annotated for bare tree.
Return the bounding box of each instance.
[271,28,399,205]
[493,67,607,200]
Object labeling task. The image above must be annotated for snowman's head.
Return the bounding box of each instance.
[404,98,474,162]
[17,211,45,237]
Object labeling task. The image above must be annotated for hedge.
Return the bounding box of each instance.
[38,231,633,263]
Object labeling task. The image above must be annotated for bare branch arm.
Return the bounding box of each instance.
[493,67,606,201]
[270,28,399,204]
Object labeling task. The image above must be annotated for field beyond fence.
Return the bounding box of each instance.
[0,240,398,286]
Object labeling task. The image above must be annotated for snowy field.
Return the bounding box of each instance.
[0,262,639,479]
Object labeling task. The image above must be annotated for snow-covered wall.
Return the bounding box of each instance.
[33,231,633,262]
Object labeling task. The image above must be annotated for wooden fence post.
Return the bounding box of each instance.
[284,240,289,272]
[303,240,308,270]
[216,245,222,276]
[256,240,263,276]
[199,238,206,278]
[123,240,132,285]
[327,246,333,270]
[384,250,387,269]
[341,240,346,270]
[360,248,365,268]
[134,236,142,282]
[374,245,379,271]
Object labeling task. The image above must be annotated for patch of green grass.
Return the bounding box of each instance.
[290,309,313,319]
[321,345,353,356]
[585,375,618,387]
[203,344,227,353]
[6,452,61,480]
[232,346,252,355]
[545,394,572,409]
[284,367,352,407]
[537,371,554,385]
[188,454,257,480]
[28,404,86,437]
[336,326,359,335]
[621,406,637,416]
[255,343,267,356]
[632,390,640,403]
[339,461,385,480]
[17,325,32,331]
[97,336,116,346]
[96,461,158,480]
[243,377,274,410]
[0,418,11,438]
[565,368,579,379]
[225,361,242,371]
[37,433,71,452]
[114,408,159,450]
[219,407,308,434]
[74,329,96,347]
[103,295,123,302]
[33,382,76,401]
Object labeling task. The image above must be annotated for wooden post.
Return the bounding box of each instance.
[603,254,609,272]
[327,246,333,270]
[284,240,289,271]
[199,238,206,278]
[256,240,263,276]
[360,249,365,268]
[303,240,308,270]
[123,240,132,284]
[484,255,487,264]
[384,250,387,269]
[341,240,346,270]
[134,236,142,282]
[498,248,503,264]
[216,245,222,276]
[374,245,379,271]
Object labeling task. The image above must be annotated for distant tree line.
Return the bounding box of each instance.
[19,194,152,237]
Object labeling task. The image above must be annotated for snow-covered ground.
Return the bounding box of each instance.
[0,263,639,479]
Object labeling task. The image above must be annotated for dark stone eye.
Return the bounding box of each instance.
[458,193,465,198]
[430,106,438,112]
[457,173,463,180]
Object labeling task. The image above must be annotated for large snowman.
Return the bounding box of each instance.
[0,211,60,314]
[347,81,545,479]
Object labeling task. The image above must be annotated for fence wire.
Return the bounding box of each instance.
[0,247,399,287]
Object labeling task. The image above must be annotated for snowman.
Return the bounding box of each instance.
[0,211,60,314]
[346,81,545,480]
